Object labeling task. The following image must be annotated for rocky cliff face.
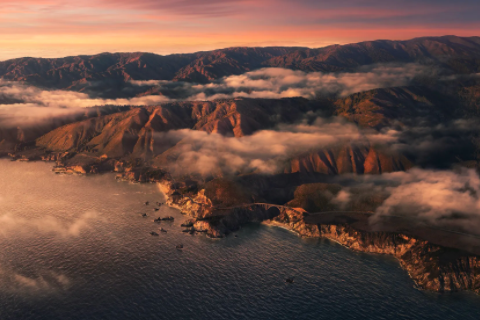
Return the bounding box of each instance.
[286,144,412,174]
[313,225,480,294]
[163,188,213,219]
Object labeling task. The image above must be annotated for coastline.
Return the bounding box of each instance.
[4,156,480,295]
[165,193,480,295]
[263,219,426,291]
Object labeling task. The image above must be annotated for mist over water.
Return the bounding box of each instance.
[0,160,479,320]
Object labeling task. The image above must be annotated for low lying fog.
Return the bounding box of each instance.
[0,63,433,126]
[130,63,433,100]
[153,117,398,176]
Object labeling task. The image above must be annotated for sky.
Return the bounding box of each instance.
[0,0,479,60]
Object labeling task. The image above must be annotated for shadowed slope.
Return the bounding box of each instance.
[36,98,322,159]
[265,36,480,73]
[0,105,132,156]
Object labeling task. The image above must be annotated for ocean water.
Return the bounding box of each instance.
[0,160,479,320]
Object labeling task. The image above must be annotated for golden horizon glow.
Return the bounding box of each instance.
[0,0,479,60]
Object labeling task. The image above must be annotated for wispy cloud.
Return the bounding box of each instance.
[0,211,99,238]
[0,266,71,294]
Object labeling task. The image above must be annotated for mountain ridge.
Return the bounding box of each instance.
[1,35,480,89]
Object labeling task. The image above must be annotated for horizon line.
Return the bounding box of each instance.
[1,34,477,62]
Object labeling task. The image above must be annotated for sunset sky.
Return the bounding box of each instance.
[1,0,479,60]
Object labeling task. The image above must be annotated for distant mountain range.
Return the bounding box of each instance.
[1,35,480,89]
[2,35,480,172]
[4,83,478,174]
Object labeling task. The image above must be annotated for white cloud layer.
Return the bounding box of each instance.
[324,168,480,235]
[154,117,398,177]
[132,63,433,100]
[0,63,433,125]
[373,168,480,231]
[0,80,170,126]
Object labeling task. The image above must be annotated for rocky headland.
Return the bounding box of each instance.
[156,178,480,295]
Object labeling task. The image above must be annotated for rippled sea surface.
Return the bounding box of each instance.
[1,160,480,320]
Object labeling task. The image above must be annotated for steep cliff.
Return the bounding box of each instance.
[312,224,480,294]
